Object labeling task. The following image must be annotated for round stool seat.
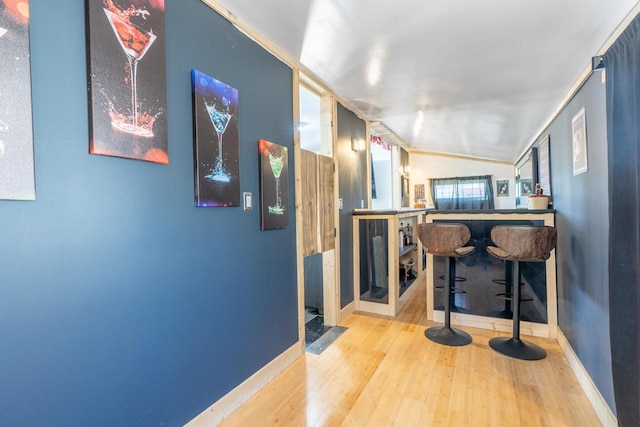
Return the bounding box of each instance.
[420,223,474,257]
[487,226,557,263]
[486,225,557,360]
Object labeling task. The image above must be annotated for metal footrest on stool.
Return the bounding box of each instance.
[438,275,467,282]
[495,293,533,302]
[435,286,466,293]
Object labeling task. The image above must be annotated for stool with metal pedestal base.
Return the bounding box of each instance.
[436,272,468,313]
[486,225,557,360]
[488,261,533,319]
[418,223,475,346]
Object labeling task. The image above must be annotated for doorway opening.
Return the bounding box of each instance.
[298,79,339,351]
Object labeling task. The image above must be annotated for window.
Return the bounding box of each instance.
[429,175,494,210]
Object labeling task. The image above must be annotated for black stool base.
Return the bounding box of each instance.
[425,326,472,346]
[489,337,546,360]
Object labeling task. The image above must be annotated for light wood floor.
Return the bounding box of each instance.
[220,280,601,426]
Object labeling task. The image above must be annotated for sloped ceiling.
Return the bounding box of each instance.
[202,0,639,161]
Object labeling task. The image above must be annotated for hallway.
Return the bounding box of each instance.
[219,280,601,426]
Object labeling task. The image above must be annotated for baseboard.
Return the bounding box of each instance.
[434,311,550,338]
[556,330,617,427]
[184,342,303,426]
[339,301,354,323]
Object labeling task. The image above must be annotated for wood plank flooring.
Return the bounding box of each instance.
[219,280,602,426]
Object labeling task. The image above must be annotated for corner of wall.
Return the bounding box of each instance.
[185,342,303,426]
[556,329,617,427]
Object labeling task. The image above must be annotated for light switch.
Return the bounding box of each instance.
[243,192,252,211]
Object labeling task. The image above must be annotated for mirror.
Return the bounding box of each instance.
[515,147,538,208]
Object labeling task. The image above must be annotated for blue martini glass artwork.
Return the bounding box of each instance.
[204,99,232,183]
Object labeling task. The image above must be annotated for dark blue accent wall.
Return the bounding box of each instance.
[0,1,296,425]
[304,253,323,310]
[535,73,615,411]
[336,103,367,308]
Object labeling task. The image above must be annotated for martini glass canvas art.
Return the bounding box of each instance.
[268,152,284,214]
[192,69,240,207]
[0,3,36,200]
[86,0,168,164]
[204,100,233,182]
[103,7,157,137]
[259,139,289,230]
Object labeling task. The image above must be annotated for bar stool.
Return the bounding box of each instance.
[488,261,532,319]
[418,223,475,346]
[436,272,468,312]
[486,225,557,360]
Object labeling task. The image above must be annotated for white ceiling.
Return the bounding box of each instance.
[203,0,639,162]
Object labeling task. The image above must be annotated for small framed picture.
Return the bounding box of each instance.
[520,179,533,196]
[496,180,509,197]
[572,107,588,176]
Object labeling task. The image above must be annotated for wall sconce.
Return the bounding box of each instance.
[403,165,411,175]
[351,138,365,152]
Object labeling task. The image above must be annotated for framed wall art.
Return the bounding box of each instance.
[572,107,588,176]
[192,69,240,207]
[259,139,288,230]
[520,179,533,197]
[496,180,509,197]
[86,0,168,164]
[0,0,35,200]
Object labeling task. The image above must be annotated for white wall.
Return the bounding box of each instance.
[371,159,392,209]
[410,153,516,209]
[370,142,395,209]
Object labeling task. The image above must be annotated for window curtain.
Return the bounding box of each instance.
[603,14,640,427]
[428,175,494,210]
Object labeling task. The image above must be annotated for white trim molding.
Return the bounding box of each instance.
[185,343,302,426]
[339,301,355,323]
[556,330,617,427]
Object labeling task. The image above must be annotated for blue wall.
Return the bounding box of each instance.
[533,73,615,411]
[0,1,297,425]
[336,103,367,308]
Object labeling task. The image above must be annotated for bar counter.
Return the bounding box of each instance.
[423,209,557,338]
